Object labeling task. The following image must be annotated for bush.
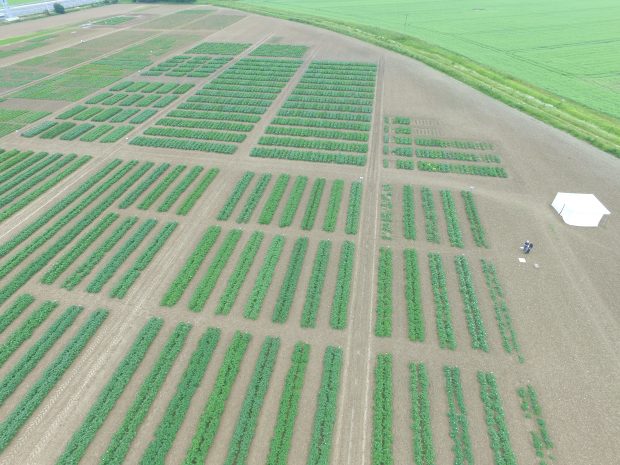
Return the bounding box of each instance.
[53,3,65,13]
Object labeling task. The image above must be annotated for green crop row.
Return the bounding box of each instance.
[86,219,157,293]
[278,109,372,122]
[224,336,280,465]
[112,110,141,124]
[295,82,373,94]
[0,294,35,334]
[177,168,219,215]
[478,372,518,465]
[308,346,343,465]
[197,89,278,100]
[331,241,354,330]
[80,124,113,142]
[100,125,134,143]
[40,122,75,139]
[188,95,271,107]
[0,309,107,452]
[428,253,456,350]
[283,101,372,114]
[251,43,307,57]
[279,176,307,227]
[144,126,246,143]
[138,165,185,210]
[271,117,370,131]
[120,163,170,208]
[179,102,267,115]
[60,124,95,140]
[444,366,474,465]
[265,125,369,142]
[410,362,435,465]
[418,161,507,177]
[517,384,554,462]
[157,117,252,132]
[0,300,57,368]
[380,184,393,240]
[189,229,242,312]
[187,41,251,55]
[266,342,309,465]
[139,328,221,465]
[62,216,137,291]
[441,190,464,248]
[218,171,255,220]
[416,149,501,163]
[481,259,522,361]
[260,136,368,153]
[244,236,285,320]
[58,105,88,118]
[74,107,103,121]
[273,237,308,323]
[0,152,63,201]
[300,77,374,89]
[403,185,416,240]
[158,166,203,213]
[461,191,488,247]
[169,109,261,123]
[161,226,221,307]
[21,121,56,137]
[251,147,366,166]
[421,187,440,243]
[396,159,415,170]
[130,136,237,154]
[455,256,488,351]
[0,150,35,176]
[345,181,363,234]
[57,318,164,465]
[182,331,251,465]
[237,174,272,223]
[288,94,373,106]
[404,249,424,342]
[293,87,374,99]
[110,222,178,299]
[100,322,190,465]
[258,174,289,225]
[376,247,393,337]
[323,180,344,232]
[415,138,493,150]
[373,353,393,465]
[301,178,326,230]
[42,213,118,284]
[215,231,264,316]
[301,240,332,328]
[91,107,122,122]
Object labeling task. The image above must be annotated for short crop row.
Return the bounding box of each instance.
[441,190,464,248]
[307,346,343,465]
[416,149,501,163]
[301,178,326,230]
[0,294,35,334]
[271,117,370,131]
[415,138,493,150]
[138,165,185,210]
[272,237,308,323]
[251,147,366,166]
[421,187,440,243]
[301,240,331,328]
[177,168,219,215]
[444,366,474,465]
[266,125,369,141]
[277,109,372,122]
[428,253,456,350]
[244,236,285,320]
[218,171,255,221]
[161,226,221,307]
[279,176,307,227]
[330,241,354,330]
[418,161,507,178]
[376,247,393,337]
[119,163,170,209]
[404,249,424,342]
[157,166,203,213]
[373,353,393,465]
[169,109,260,123]
[130,136,237,154]
[461,191,488,247]
[410,362,435,465]
[345,181,363,234]
[517,384,554,462]
[403,185,416,240]
[237,174,271,223]
[258,174,289,225]
[455,255,488,351]
[322,180,344,232]
[380,184,393,240]
[259,136,368,153]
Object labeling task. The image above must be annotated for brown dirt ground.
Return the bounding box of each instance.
[0,4,617,465]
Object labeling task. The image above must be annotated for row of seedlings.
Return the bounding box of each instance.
[0,149,90,222]
[133,58,303,154]
[252,60,378,166]
[215,170,363,234]
[23,81,194,143]
[161,228,356,330]
[143,55,231,77]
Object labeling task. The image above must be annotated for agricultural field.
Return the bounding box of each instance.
[0,4,618,465]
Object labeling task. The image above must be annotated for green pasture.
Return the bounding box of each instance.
[238,0,620,120]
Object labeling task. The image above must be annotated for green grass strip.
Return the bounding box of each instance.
[0,309,107,452]
[307,346,343,465]
[330,241,354,330]
[139,328,221,465]
[217,171,255,220]
[279,176,307,227]
[138,165,186,210]
[223,336,280,465]
[0,294,35,334]
[100,322,191,465]
[404,249,424,342]
[344,181,362,235]
[301,240,331,328]
[119,163,170,209]
[62,216,137,291]
[0,300,57,368]
[110,222,178,299]
[266,342,310,465]
[161,226,221,307]
[56,317,164,465]
[244,235,285,320]
[373,353,393,465]
[182,331,251,465]
[258,174,289,225]
[176,168,219,215]
[376,247,393,337]
[237,173,271,223]
[410,362,435,465]
[215,231,264,315]
[322,180,343,232]
[189,229,242,312]
[273,237,308,323]
[158,166,203,213]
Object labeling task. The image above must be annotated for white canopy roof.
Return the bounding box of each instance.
[551,193,610,227]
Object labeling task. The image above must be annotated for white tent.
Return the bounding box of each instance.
[551,193,610,227]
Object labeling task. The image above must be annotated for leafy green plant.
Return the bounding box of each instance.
[461,191,488,247]
[376,247,393,337]
[421,187,440,243]
[322,180,344,232]
[272,237,308,323]
[455,255,488,351]
[301,240,331,328]
[345,181,363,234]
[444,366,474,465]
[330,241,355,330]
[218,171,255,220]
[279,176,307,227]
[373,354,393,465]
[409,362,435,465]
[244,236,285,320]
[403,185,416,240]
[440,190,464,248]
[428,253,456,350]
[404,249,424,342]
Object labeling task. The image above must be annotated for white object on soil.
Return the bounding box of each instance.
[552,192,610,227]
[518,258,526,263]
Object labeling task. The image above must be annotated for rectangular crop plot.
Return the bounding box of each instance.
[250,44,308,58]
[187,42,251,55]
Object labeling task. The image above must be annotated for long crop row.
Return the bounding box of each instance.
[0,294,35,336]
[322,180,344,232]
[279,176,307,227]
[428,253,456,350]
[403,185,416,240]
[376,247,393,337]
[177,168,219,215]
[251,147,366,166]
[517,384,554,463]
[307,346,343,465]
[410,362,435,465]
[373,354,393,465]
[444,366,474,465]
[272,237,308,323]
[345,181,363,235]
[119,163,170,209]
[404,249,424,342]
[421,188,440,243]
[330,241,354,330]
[244,236,285,320]
[301,241,331,328]
[56,318,164,465]
[182,331,251,465]
[218,171,255,220]
[461,191,488,247]
[157,166,203,213]
[237,174,272,223]
[455,256,488,351]
[258,174,290,225]
[130,135,237,154]
[416,149,501,163]
[418,161,507,178]
[138,165,185,211]
[380,184,393,240]
[301,178,326,230]
[441,190,464,248]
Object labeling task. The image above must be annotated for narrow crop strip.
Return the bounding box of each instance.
[380,184,393,240]
[410,362,435,465]
[237,173,272,223]
[322,180,344,232]
[428,253,456,350]
[373,354,393,465]
[517,384,554,463]
[440,190,464,248]
[158,166,203,212]
[258,174,290,225]
[444,366,474,465]
[217,171,255,221]
[461,191,488,247]
[345,181,362,234]
[138,165,185,210]
[119,162,169,209]
[301,240,332,328]
[279,176,308,227]
[455,256,488,351]
[272,237,309,323]
[0,294,35,334]
[301,178,326,230]
[244,235,285,320]
[376,247,393,337]
[404,249,424,342]
[403,185,416,240]
[421,187,440,243]
[330,241,354,330]
[177,168,219,215]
